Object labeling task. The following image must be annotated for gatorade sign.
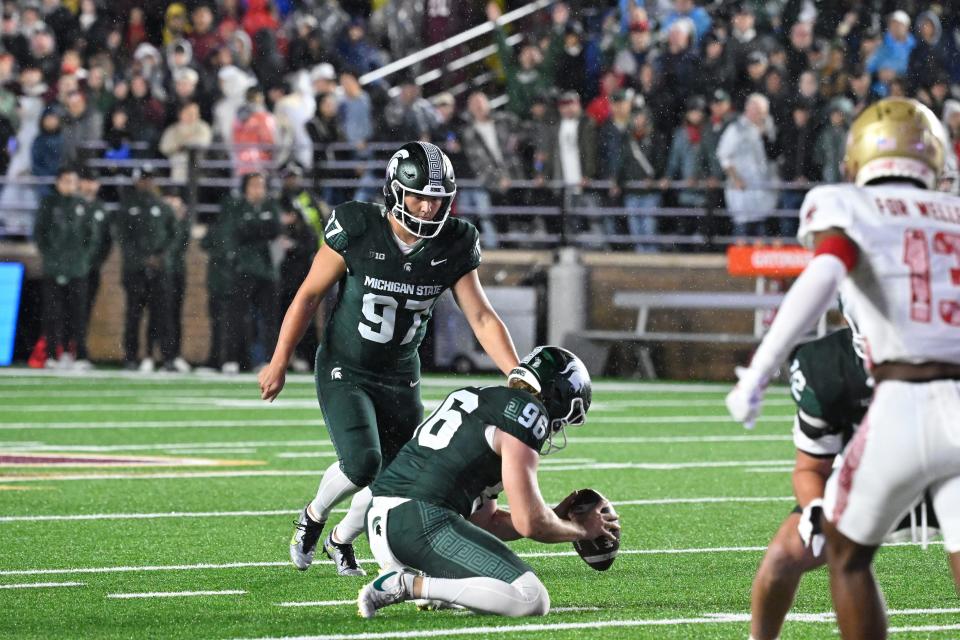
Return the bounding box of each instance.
[726,246,812,278]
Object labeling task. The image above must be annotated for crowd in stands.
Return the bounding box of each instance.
[12,0,960,368]
[1,1,959,245]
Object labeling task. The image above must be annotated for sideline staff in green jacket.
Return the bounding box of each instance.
[116,164,176,370]
[34,165,96,369]
[221,172,280,371]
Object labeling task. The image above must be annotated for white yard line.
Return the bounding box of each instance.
[227,617,752,640]
[0,461,794,482]
[540,460,794,472]
[0,439,333,453]
[275,600,356,608]
[0,415,789,430]
[0,435,789,454]
[568,435,791,444]
[891,624,960,633]
[0,497,791,523]
[274,452,339,459]
[2,542,941,577]
[0,581,84,589]
[224,606,960,640]
[0,420,315,431]
[0,368,748,393]
[0,470,327,482]
[106,589,246,599]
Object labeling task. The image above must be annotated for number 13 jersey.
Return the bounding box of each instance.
[798,183,960,367]
[322,201,481,373]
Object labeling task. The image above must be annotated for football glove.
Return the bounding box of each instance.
[725,366,769,430]
[798,498,826,557]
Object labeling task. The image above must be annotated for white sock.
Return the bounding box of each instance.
[308,462,361,522]
[331,487,372,544]
[415,571,549,617]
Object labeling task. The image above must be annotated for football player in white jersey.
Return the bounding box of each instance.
[726,97,960,639]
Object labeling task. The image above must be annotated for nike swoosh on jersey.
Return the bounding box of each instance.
[409,379,420,387]
[430,258,447,266]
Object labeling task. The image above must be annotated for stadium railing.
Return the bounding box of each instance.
[0,141,809,249]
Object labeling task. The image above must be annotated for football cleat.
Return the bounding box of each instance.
[289,508,325,571]
[324,532,366,576]
[357,569,410,618]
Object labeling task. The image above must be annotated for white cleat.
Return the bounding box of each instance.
[172,357,191,373]
[72,359,94,371]
[324,532,366,576]
[289,508,325,571]
[358,570,410,619]
[139,357,155,373]
[221,361,240,375]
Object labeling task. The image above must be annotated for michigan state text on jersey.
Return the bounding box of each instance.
[257,141,521,577]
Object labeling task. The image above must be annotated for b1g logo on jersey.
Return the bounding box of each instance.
[368,251,385,261]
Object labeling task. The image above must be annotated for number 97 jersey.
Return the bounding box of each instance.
[323,201,481,373]
[798,184,960,367]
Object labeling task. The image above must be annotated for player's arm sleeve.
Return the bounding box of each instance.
[747,253,849,381]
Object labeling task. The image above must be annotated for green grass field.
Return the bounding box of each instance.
[0,369,956,639]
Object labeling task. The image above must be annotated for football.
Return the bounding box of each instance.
[569,488,620,571]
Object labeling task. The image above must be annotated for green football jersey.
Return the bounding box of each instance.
[788,328,873,457]
[371,386,549,517]
[322,201,481,372]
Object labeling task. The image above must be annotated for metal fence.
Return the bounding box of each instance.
[0,141,810,250]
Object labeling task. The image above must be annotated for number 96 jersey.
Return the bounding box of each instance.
[371,386,549,518]
[323,201,481,373]
[799,184,960,367]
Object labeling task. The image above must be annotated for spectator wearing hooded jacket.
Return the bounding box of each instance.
[867,11,916,77]
[907,12,951,95]
[31,108,63,197]
[233,86,277,176]
[659,0,711,44]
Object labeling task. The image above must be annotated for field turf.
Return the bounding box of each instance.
[0,369,956,639]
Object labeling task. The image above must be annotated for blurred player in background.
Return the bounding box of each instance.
[358,347,618,618]
[258,141,520,577]
[727,97,960,638]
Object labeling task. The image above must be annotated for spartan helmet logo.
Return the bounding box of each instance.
[404,263,412,272]
[560,360,589,393]
[385,148,410,182]
[331,367,343,380]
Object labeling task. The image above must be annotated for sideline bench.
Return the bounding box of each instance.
[563,290,831,378]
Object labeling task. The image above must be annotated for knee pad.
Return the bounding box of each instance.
[511,571,550,616]
[340,447,381,487]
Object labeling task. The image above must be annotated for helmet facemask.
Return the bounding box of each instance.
[507,346,592,456]
[383,142,457,239]
[542,396,587,456]
[387,179,456,239]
